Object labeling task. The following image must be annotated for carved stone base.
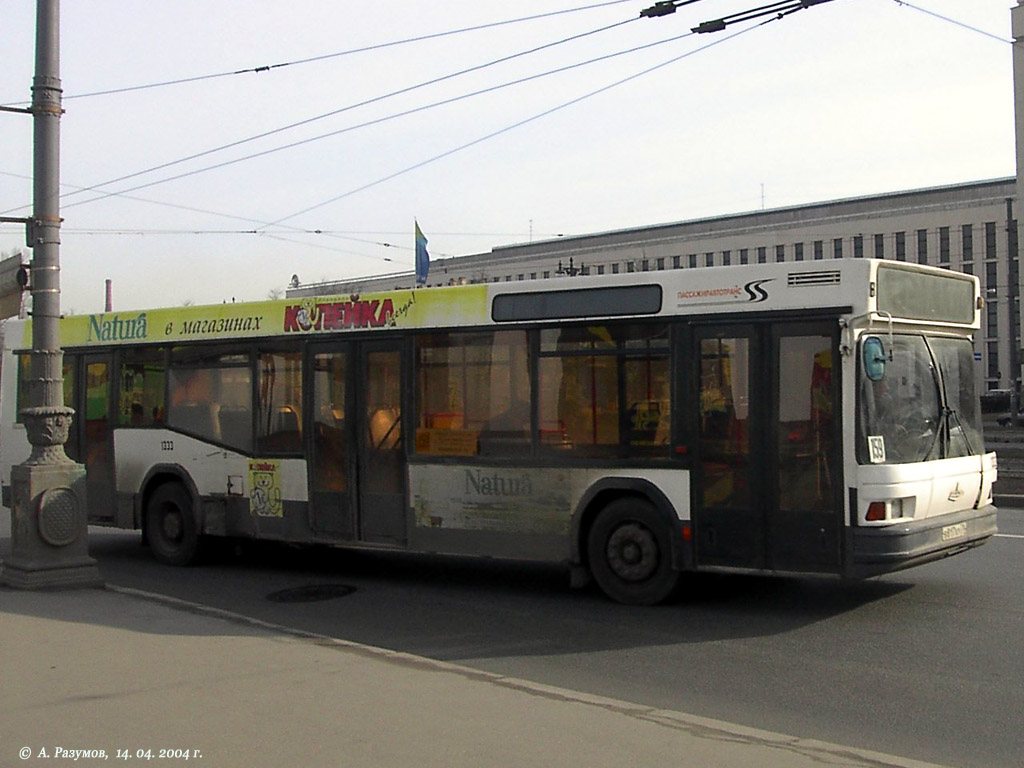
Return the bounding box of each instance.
[21,405,76,466]
[0,460,102,590]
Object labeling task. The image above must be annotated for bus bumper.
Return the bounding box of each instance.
[847,505,998,578]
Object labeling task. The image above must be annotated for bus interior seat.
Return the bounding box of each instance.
[170,402,221,442]
[218,406,251,449]
[370,407,401,450]
[273,405,301,436]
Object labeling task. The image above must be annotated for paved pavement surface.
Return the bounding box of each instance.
[1,575,953,768]
[987,419,1024,505]
[10,423,1022,768]
[2,499,950,768]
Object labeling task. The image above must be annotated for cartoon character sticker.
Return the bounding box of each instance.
[249,460,283,517]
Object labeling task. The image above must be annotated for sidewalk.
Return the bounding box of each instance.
[984,419,1023,506]
[0,583,951,768]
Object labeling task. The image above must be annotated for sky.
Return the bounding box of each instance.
[0,0,1017,314]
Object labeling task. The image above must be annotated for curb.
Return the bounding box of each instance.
[104,584,952,768]
[994,494,1024,508]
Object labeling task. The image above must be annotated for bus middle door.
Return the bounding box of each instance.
[357,341,407,545]
[308,340,408,546]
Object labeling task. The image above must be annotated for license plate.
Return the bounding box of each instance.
[941,522,968,542]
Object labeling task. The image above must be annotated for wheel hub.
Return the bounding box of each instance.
[161,510,183,542]
[606,523,658,582]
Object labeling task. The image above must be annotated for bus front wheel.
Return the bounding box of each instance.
[587,498,679,605]
[145,482,200,566]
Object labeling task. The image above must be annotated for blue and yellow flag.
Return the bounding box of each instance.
[415,220,429,286]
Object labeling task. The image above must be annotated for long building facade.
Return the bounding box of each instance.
[289,176,1021,393]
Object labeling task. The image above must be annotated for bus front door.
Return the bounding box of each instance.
[694,327,764,569]
[770,322,841,572]
[693,322,841,573]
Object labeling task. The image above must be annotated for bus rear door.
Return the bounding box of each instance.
[63,352,117,524]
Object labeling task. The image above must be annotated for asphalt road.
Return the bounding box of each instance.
[3,507,1021,768]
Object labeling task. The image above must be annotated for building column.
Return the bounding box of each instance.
[1011,2,1024,419]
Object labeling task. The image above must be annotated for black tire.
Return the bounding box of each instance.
[587,497,679,606]
[145,482,200,566]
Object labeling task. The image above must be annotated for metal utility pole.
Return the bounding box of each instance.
[0,0,100,589]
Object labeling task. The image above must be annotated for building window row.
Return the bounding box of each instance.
[478,221,1002,284]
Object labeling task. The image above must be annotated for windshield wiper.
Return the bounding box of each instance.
[945,406,976,456]
[919,412,943,462]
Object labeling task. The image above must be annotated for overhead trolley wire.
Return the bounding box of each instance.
[267,0,853,229]
[0,171,410,265]
[77,0,639,98]
[4,20,748,264]
[0,0,638,107]
[265,19,773,229]
[3,5,790,254]
[49,14,640,208]
[9,0,845,217]
[0,170,459,265]
[52,23,698,215]
[890,0,1013,45]
[1,1,825,266]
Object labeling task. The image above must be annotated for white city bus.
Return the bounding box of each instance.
[0,259,997,603]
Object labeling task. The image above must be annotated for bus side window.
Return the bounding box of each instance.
[539,323,670,457]
[167,350,252,452]
[312,350,347,494]
[415,330,530,457]
[624,357,670,448]
[119,348,166,426]
[257,349,303,454]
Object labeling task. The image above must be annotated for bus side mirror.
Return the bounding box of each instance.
[863,336,886,382]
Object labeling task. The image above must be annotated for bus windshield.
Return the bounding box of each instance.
[858,334,984,465]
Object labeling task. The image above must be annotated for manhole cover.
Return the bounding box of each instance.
[265,584,356,603]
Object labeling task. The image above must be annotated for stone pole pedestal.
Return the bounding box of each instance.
[2,406,97,588]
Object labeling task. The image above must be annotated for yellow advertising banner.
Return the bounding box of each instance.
[22,285,490,348]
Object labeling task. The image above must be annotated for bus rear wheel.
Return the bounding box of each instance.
[587,498,679,605]
[145,482,200,566]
